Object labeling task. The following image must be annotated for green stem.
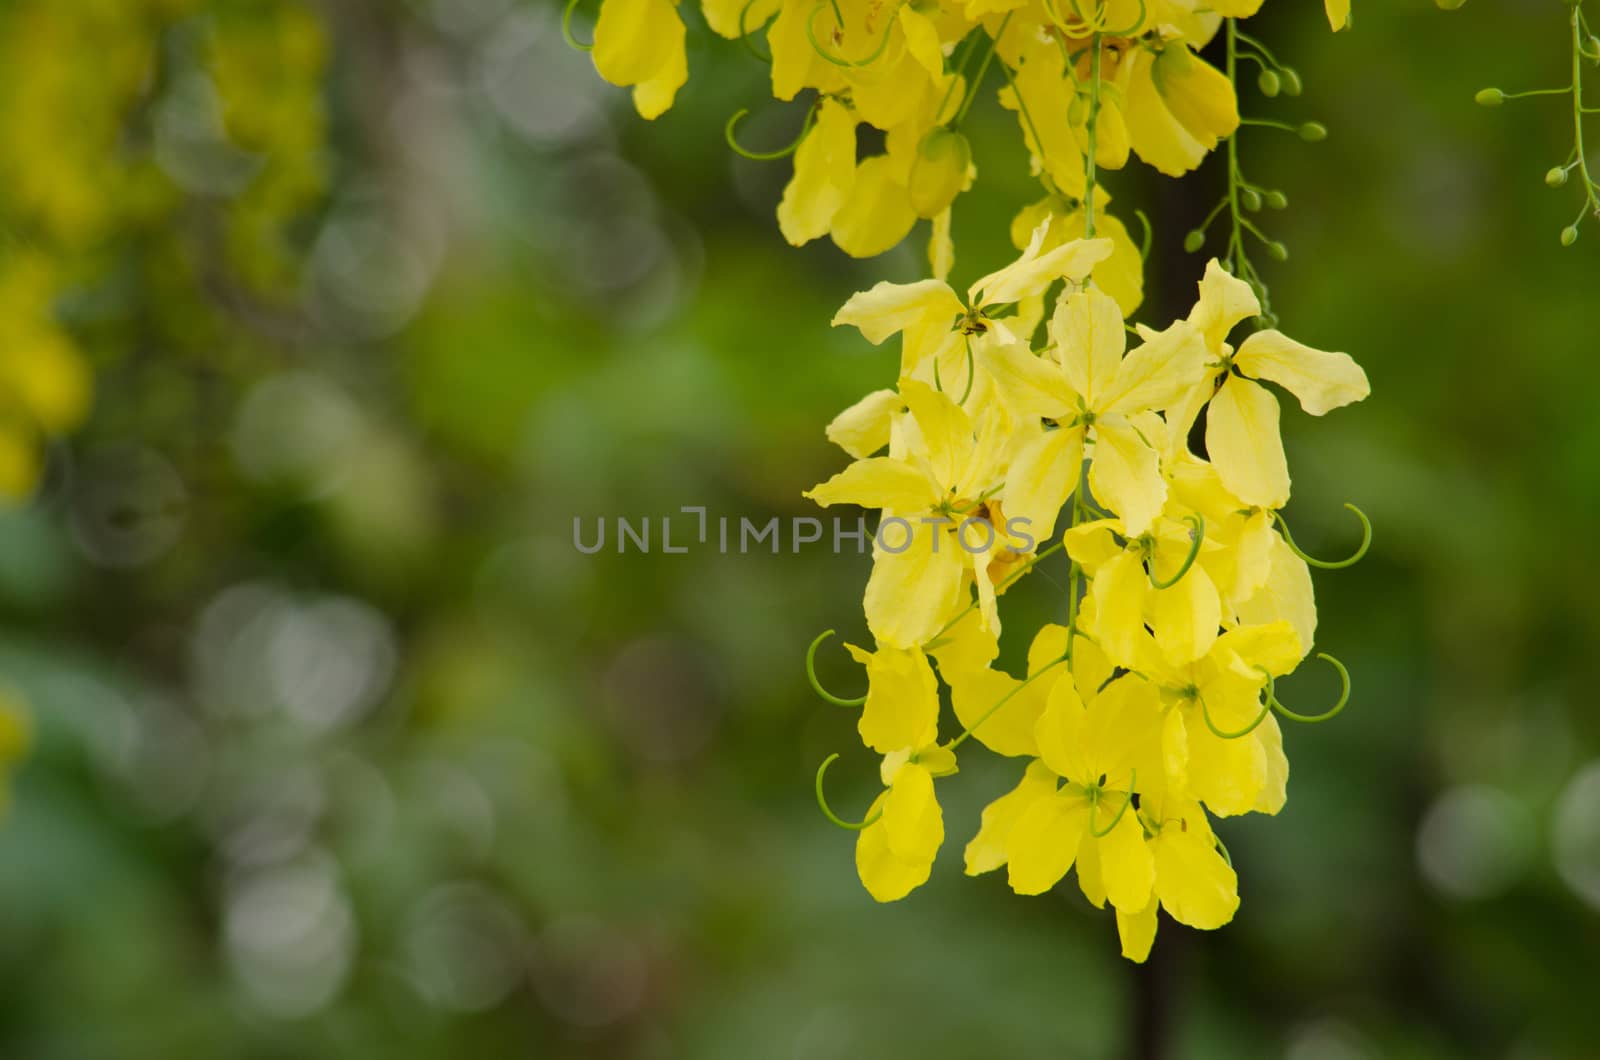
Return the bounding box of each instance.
[1084,34,1103,238]
[1571,5,1600,216]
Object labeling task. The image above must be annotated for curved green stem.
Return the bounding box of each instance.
[725,104,816,161]
[1083,32,1103,238]
[1089,771,1136,838]
[1274,502,1371,570]
[815,754,883,830]
[806,629,868,707]
[562,0,593,51]
[805,0,902,69]
[1133,208,1153,261]
[1148,514,1204,590]
[945,654,1068,751]
[954,13,1011,126]
[1270,652,1350,724]
[1198,669,1273,740]
[738,0,774,61]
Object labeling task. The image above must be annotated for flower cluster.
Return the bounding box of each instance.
[574,0,1373,958]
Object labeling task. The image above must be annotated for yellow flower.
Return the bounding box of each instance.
[1131,620,1303,817]
[592,0,688,119]
[831,221,1111,375]
[1122,43,1238,177]
[1010,197,1145,318]
[1066,513,1224,666]
[806,378,1010,646]
[1111,792,1239,962]
[1326,0,1352,32]
[983,285,1206,539]
[1169,260,1370,510]
[856,743,956,901]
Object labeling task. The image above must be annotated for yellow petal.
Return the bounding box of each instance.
[631,31,688,119]
[825,389,902,458]
[981,340,1077,421]
[1005,790,1091,895]
[1234,329,1370,416]
[593,0,683,91]
[1148,561,1221,665]
[1002,427,1083,545]
[1206,374,1290,509]
[854,645,941,753]
[832,278,964,345]
[883,761,943,860]
[965,760,1059,875]
[831,154,919,257]
[856,792,934,901]
[864,521,966,648]
[1151,44,1238,151]
[1052,287,1125,408]
[1101,320,1208,416]
[969,222,1112,308]
[1088,549,1148,667]
[1116,900,1159,962]
[805,456,934,512]
[1234,534,1318,651]
[1187,258,1259,351]
[777,97,856,246]
[1096,804,1156,913]
[1153,819,1239,929]
[1326,0,1352,31]
[701,0,779,37]
[1089,415,1167,537]
[1123,49,1207,177]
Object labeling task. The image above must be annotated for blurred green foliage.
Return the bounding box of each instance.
[0,0,1597,1058]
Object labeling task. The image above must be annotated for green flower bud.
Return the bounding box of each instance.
[1257,70,1281,98]
[908,128,972,219]
[1435,0,1465,9]
[1582,35,1600,62]
[1280,68,1303,97]
[1561,225,1580,246]
[1475,88,1505,106]
[1241,188,1263,212]
[1265,190,1289,210]
[1268,241,1289,262]
[1298,122,1328,142]
[1183,230,1205,253]
[1546,166,1569,187]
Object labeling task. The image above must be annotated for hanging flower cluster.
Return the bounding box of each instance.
[573,0,1379,958]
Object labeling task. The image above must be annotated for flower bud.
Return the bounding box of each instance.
[1268,241,1289,262]
[1435,0,1465,9]
[1582,35,1600,62]
[1280,68,1303,97]
[1475,88,1504,106]
[1561,225,1580,246]
[1265,190,1289,210]
[1298,122,1328,142]
[1241,187,1263,211]
[909,128,972,219]
[1183,230,1205,253]
[1257,70,1281,97]
[1546,166,1569,187]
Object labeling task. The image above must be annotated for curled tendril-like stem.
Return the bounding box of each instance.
[1089,770,1136,838]
[725,104,817,161]
[1270,652,1350,724]
[1134,208,1153,262]
[806,629,868,707]
[1198,669,1274,740]
[561,0,593,51]
[738,0,774,61]
[1148,514,1205,590]
[805,0,901,69]
[1274,502,1372,570]
[1046,0,1148,39]
[815,753,884,830]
